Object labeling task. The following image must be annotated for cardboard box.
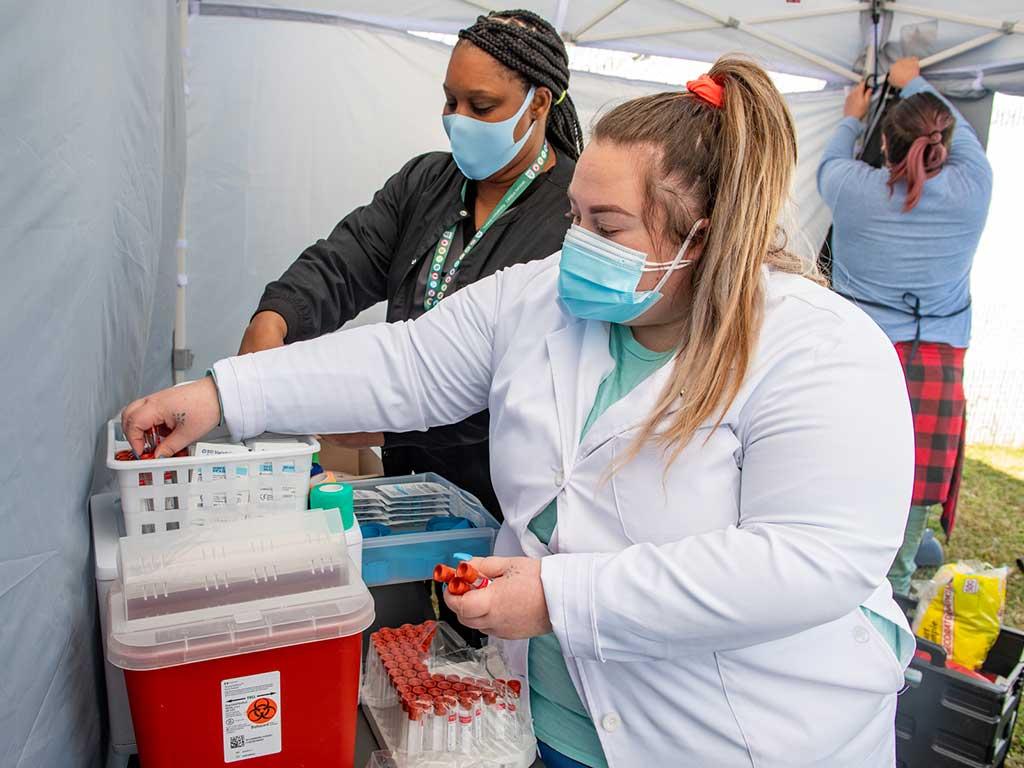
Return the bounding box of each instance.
[316,442,384,480]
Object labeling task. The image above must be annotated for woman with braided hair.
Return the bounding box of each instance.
[817,58,993,596]
[238,10,581,517]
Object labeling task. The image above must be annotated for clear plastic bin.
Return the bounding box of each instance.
[116,510,352,622]
[106,418,318,536]
[361,621,535,768]
[352,474,500,587]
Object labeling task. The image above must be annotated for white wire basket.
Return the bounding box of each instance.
[106,419,319,536]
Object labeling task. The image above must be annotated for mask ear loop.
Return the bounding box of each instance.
[646,218,707,294]
[515,85,539,143]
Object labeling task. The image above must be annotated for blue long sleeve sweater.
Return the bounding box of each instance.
[816,76,993,347]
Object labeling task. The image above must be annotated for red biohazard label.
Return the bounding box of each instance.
[246,697,278,724]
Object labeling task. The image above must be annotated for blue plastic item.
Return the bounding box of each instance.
[360,522,392,539]
[352,473,500,587]
[915,528,945,568]
[426,516,473,532]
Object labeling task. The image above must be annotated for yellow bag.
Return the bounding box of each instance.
[913,561,1008,671]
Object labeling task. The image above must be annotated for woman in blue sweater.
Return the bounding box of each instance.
[817,57,993,595]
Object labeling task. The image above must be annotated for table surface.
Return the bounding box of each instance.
[355,707,380,766]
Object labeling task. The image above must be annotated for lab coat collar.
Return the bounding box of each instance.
[544,319,614,469]
[577,349,683,460]
[545,317,686,464]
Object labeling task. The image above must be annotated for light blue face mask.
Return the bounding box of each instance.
[557,219,705,323]
[442,87,536,180]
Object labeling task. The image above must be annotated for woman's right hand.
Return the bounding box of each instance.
[239,311,288,355]
[843,80,872,119]
[889,57,921,89]
[121,377,223,458]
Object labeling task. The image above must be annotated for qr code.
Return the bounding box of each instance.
[229,735,245,749]
[964,578,980,594]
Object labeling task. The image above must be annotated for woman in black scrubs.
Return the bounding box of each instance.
[239,10,582,518]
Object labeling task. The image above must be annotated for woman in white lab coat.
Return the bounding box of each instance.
[121,57,916,767]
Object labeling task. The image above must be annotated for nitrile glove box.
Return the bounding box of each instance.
[351,473,500,586]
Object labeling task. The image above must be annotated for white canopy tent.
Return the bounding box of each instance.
[208,0,1024,92]
[2,2,1020,766]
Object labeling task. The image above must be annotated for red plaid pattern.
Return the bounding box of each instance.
[894,342,967,517]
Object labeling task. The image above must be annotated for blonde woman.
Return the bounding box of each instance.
[122,57,915,767]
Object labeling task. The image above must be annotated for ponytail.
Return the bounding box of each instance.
[882,92,954,212]
[594,56,817,465]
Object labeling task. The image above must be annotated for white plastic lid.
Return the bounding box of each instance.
[106,579,374,670]
[117,510,349,615]
[107,510,375,670]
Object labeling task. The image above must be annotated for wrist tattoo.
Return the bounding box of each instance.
[175,411,186,427]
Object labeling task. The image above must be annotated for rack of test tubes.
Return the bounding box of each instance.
[361,621,536,768]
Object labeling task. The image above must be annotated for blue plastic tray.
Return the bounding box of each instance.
[350,473,500,587]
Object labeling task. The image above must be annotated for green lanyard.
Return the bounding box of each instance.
[424,141,550,309]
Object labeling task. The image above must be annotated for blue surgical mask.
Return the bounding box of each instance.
[557,220,705,323]
[443,87,536,180]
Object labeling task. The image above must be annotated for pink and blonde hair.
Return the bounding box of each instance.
[882,92,955,212]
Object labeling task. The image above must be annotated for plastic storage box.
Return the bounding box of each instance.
[895,600,1024,768]
[107,510,375,768]
[350,474,500,587]
[106,419,318,536]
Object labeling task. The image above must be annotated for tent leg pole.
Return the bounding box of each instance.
[173,0,191,385]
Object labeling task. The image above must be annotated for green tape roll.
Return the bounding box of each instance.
[310,482,354,529]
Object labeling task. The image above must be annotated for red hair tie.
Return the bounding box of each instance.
[686,74,724,109]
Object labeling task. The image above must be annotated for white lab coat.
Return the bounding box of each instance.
[215,256,916,767]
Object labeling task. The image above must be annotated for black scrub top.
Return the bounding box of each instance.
[255,149,575,517]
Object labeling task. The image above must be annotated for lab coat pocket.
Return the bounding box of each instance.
[610,424,741,544]
[854,607,908,681]
[716,610,906,767]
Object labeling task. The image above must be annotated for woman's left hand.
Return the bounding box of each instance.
[843,80,872,119]
[443,556,553,640]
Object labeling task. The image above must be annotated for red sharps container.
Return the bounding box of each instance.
[106,512,374,767]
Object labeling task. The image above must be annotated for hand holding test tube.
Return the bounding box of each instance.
[433,553,491,594]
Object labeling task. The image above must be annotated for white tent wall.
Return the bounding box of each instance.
[0,2,185,766]
[183,12,842,374]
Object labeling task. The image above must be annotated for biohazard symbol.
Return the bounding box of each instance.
[246,697,278,724]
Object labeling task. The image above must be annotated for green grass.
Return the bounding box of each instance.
[919,446,1024,767]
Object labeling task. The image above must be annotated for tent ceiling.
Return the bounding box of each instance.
[206,0,1024,90]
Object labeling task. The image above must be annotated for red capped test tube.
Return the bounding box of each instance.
[466,689,484,743]
[446,578,471,596]
[431,697,449,753]
[433,564,457,583]
[455,561,491,590]
[444,695,459,752]
[457,693,475,754]
[405,701,425,756]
